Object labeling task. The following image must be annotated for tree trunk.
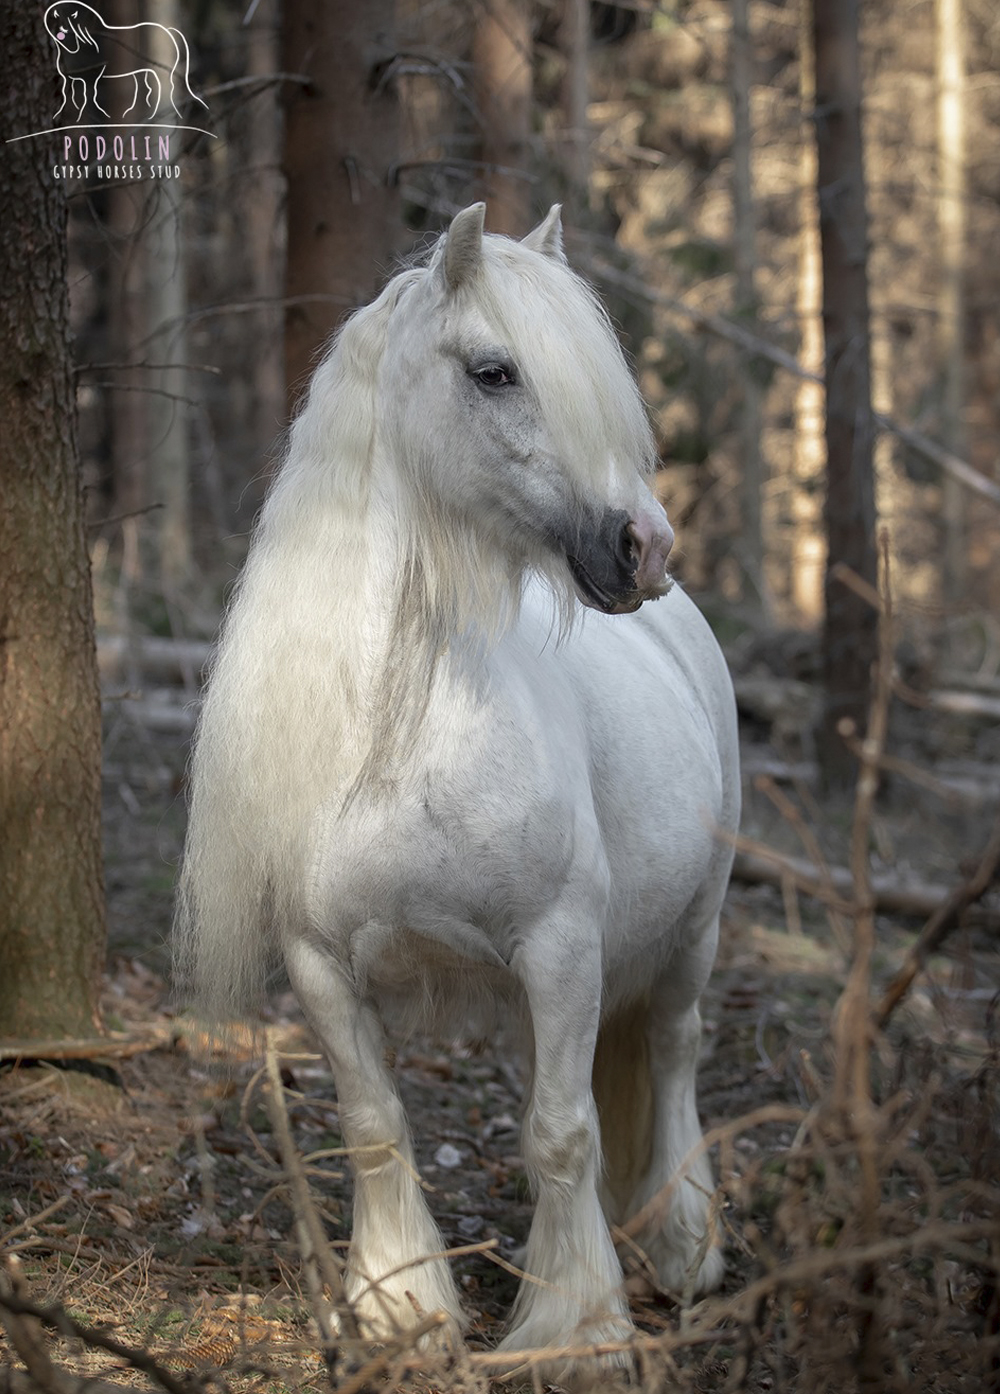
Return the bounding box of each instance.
[243,0,284,497]
[472,0,533,236]
[811,0,879,783]
[144,0,191,591]
[792,0,826,622]
[107,185,149,566]
[106,0,148,576]
[936,0,967,605]
[0,5,105,1041]
[730,0,767,609]
[558,0,589,222]
[282,0,401,416]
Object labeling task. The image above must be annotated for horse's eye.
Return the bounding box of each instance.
[472,364,515,389]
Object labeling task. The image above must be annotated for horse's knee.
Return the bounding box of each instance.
[523,1105,599,1187]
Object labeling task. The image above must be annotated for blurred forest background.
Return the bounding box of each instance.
[74,0,1000,649]
[2,1,999,1389]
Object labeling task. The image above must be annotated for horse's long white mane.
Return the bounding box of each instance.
[175,224,655,1021]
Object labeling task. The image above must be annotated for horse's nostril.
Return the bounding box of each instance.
[620,522,639,571]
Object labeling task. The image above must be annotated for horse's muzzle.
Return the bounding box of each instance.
[565,507,674,614]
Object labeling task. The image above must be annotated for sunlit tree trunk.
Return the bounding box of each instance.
[473,0,533,235]
[283,0,401,415]
[0,5,105,1041]
[730,0,766,609]
[936,0,967,604]
[792,0,826,622]
[811,0,878,783]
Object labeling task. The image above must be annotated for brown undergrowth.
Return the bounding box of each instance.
[3,546,999,1393]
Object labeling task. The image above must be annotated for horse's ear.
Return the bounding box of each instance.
[522,205,567,263]
[443,203,486,291]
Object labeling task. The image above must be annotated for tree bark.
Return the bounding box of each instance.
[730,0,766,609]
[936,0,967,604]
[811,0,878,783]
[0,4,105,1041]
[792,0,826,622]
[243,0,284,495]
[558,0,589,222]
[472,0,533,236]
[282,0,401,416]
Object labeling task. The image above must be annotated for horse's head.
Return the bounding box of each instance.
[44,3,99,54]
[378,204,674,616]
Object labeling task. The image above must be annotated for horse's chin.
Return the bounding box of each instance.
[568,560,672,615]
[569,574,643,616]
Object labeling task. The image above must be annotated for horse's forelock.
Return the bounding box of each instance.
[471,242,655,486]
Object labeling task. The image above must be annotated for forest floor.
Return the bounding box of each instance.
[1,620,998,1392]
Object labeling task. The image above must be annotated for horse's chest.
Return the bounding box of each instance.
[309,746,583,968]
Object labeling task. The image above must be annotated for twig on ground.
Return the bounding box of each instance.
[260,1031,360,1354]
[0,1259,196,1394]
[753,775,852,951]
[0,1201,70,1251]
[874,805,1000,1029]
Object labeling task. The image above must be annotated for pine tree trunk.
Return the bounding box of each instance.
[792,0,825,622]
[243,0,284,494]
[282,0,401,416]
[473,0,533,236]
[936,0,967,605]
[730,0,766,609]
[0,5,105,1041]
[145,0,191,591]
[558,0,589,222]
[811,0,879,784]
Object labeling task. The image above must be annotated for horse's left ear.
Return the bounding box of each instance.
[522,205,567,263]
[443,203,486,291]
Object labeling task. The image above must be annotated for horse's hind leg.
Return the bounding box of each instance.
[282,935,463,1338]
[614,915,724,1297]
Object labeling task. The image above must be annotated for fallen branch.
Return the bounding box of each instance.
[730,843,999,923]
[0,1029,172,1064]
[96,637,212,686]
[874,806,1000,1029]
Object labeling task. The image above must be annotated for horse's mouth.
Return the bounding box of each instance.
[567,554,643,615]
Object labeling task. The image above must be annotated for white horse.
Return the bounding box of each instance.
[176,204,740,1372]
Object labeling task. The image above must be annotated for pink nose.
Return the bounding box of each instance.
[627,512,674,595]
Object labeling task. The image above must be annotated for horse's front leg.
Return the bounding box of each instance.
[282,934,464,1339]
[500,918,633,1366]
[90,68,110,119]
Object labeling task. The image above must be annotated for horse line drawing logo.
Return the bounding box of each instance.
[5,4,213,180]
[44,3,207,125]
